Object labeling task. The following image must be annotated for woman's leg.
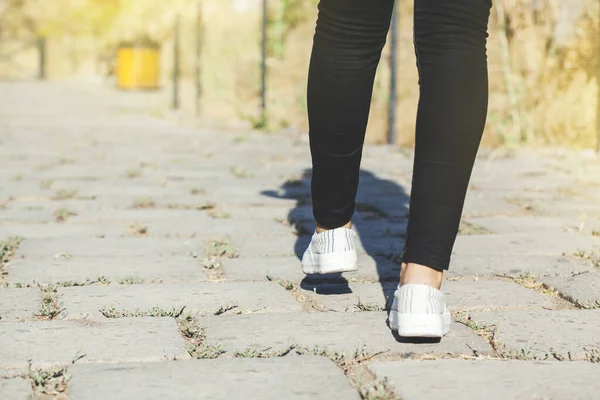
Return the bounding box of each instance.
[401,0,492,283]
[308,0,395,230]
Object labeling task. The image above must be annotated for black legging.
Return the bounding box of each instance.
[308,0,491,271]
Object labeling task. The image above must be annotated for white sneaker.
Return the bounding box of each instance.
[301,227,359,274]
[388,284,451,338]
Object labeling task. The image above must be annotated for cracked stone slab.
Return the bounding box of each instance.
[448,254,591,277]
[0,318,188,368]
[452,233,600,256]
[0,289,40,321]
[541,271,600,309]
[468,310,600,359]
[15,237,202,258]
[300,279,556,313]
[370,359,600,400]
[222,256,400,282]
[8,256,206,285]
[59,282,301,319]
[0,378,32,400]
[68,357,360,400]
[204,312,492,356]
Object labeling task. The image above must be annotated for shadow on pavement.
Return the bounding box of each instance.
[262,168,410,322]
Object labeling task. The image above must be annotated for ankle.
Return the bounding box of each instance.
[316,221,352,234]
[400,262,443,290]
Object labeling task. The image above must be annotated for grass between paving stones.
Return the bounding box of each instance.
[54,208,77,223]
[503,196,538,214]
[458,221,492,235]
[52,189,78,200]
[132,196,156,209]
[36,285,63,320]
[190,187,205,196]
[179,309,397,399]
[116,275,145,285]
[200,253,227,281]
[177,313,226,359]
[207,209,231,219]
[207,240,239,259]
[230,342,397,398]
[26,354,84,398]
[495,273,562,299]
[53,252,72,260]
[0,236,23,286]
[354,297,386,312]
[126,168,142,179]
[545,272,600,310]
[453,311,572,361]
[127,222,149,237]
[40,179,53,189]
[453,311,499,353]
[572,250,600,269]
[14,276,111,289]
[28,365,70,398]
[213,303,239,316]
[586,348,600,363]
[100,305,186,318]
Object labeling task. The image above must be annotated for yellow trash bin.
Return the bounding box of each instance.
[116,39,160,90]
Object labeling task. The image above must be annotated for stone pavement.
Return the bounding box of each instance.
[1,81,600,399]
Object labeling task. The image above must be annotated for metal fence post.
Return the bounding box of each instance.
[260,0,268,128]
[387,2,398,145]
[172,14,181,110]
[38,37,46,80]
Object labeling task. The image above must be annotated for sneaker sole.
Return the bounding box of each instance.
[302,250,358,275]
[395,312,451,338]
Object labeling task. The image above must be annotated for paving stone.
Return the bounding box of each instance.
[0,289,40,321]
[453,233,600,256]
[300,279,555,313]
[0,377,32,400]
[59,282,300,319]
[0,223,125,239]
[468,309,600,359]
[462,194,523,217]
[370,359,600,400]
[232,235,404,259]
[144,218,292,238]
[9,256,206,285]
[222,255,400,282]
[15,237,202,258]
[204,312,492,356]
[464,215,584,234]
[0,318,188,368]
[68,357,359,400]
[541,271,600,309]
[232,235,304,258]
[449,254,592,277]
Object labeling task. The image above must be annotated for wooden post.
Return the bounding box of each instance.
[196,1,203,116]
[172,14,181,110]
[597,0,600,152]
[388,2,398,145]
[260,0,268,128]
[38,37,46,80]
